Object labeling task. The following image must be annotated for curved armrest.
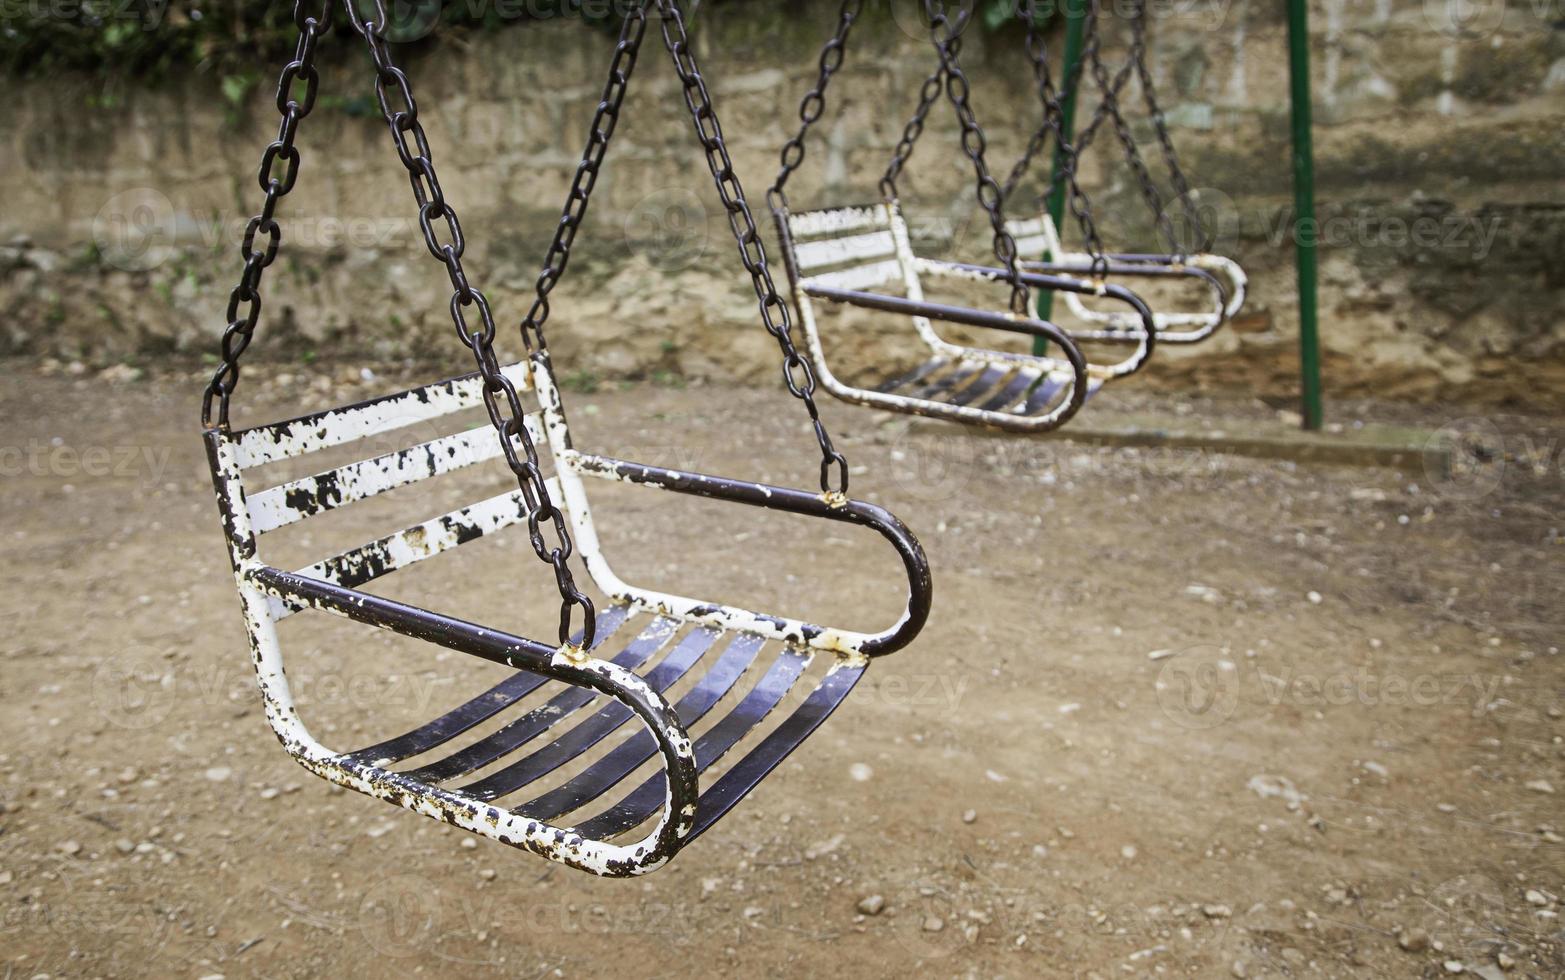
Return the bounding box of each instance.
[803,282,1077,345]
[243,561,700,875]
[567,453,932,658]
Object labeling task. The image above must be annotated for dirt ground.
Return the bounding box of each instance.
[1,358,1561,979]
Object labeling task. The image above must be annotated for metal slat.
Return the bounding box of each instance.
[792,230,897,272]
[978,370,1041,412]
[566,646,812,839]
[232,362,530,469]
[1022,376,1068,416]
[803,258,902,291]
[272,489,530,619]
[250,422,520,534]
[874,359,947,394]
[787,205,886,238]
[459,627,725,802]
[907,365,983,402]
[511,633,768,821]
[342,605,634,767]
[404,617,683,784]
[688,663,865,841]
[949,365,1012,406]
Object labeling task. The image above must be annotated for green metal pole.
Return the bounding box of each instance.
[1032,0,1087,355]
[1287,0,1323,430]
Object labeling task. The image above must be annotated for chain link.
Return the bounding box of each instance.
[879,62,945,201]
[655,0,848,495]
[924,6,1030,316]
[1089,14,1179,255]
[1002,18,1108,278]
[770,0,864,212]
[202,0,335,428]
[519,6,649,351]
[1129,0,1209,251]
[344,0,595,649]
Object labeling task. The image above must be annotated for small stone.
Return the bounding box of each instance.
[1121,844,1138,860]
[0,871,11,885]
[856,894,885,916]
[922,916,945,933]
[1148,649,1176,661]
[1437,803,1457,813]
[460,838,478,850]
[1307,591,1323,604]
[57,840,81,856]
[204,767,232,783]
[1031,845,1048,859]
[114,838,135,855]
[1399,929,1430,952]
[1203,904,1232,919]
[1231,961,1247,978]
[1443,962,1464,974]
[1524,889,1550,907]
[1497,952,1515,969]
[477,869,496,881]
[259,787,280,800]
[849,763,873,782]
[1524,780,1555,794]
[962,809,977,824]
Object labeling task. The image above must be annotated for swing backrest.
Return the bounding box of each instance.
[221,361,569,622]
[783,205,908,293]
[1004,214,1062,260]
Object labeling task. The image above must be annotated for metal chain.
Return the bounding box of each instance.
[925,5,1030,316]
[344,0,596,649]
[654,0,849,496]
[519,6,649,351]
[1090,19,1179,254]
[1003,20,1108,278]
[769,0,864,211]
[1129,0,1209,251]
[879,61,945,201]
[1059,12,1127,168]
[202,1,334,428]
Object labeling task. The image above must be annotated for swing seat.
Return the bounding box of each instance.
[1007,215,1247,344]
[206,357,929,877]
[776,201,1154,433]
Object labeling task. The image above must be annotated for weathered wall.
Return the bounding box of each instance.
[2,1,1561,405]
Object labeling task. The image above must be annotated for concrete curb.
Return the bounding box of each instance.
[911,413,1451,477]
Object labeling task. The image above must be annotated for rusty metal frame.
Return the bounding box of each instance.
[773,199,1159,433]
[204,354,930,876]
[1008,213,1248,343]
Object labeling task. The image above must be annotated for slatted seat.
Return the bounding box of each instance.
[1007,214,1247,344]
[774,200,1145,432]
[206,356,930,876]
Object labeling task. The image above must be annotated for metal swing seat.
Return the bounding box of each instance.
[200,0,929,877]
[768,2,1158,434]
[1001,1,1247,344]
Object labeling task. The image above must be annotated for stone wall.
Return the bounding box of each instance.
[2,0,1561,406]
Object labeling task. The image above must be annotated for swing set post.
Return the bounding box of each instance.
[1287,0,1323,430]
[1033,0,1088,355]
